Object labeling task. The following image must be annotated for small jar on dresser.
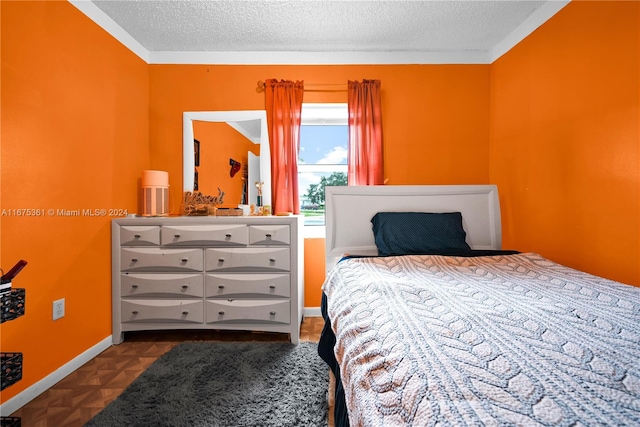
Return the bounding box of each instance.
[111,215,304,344]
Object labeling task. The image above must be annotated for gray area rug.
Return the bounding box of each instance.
[85,341,328,427]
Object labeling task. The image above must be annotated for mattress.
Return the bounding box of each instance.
[320,252,640,426]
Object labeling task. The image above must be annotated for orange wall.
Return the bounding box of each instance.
[150,65,491,206]
[148,64,491,306]
[490,1,639,286]
[1,1,149,401]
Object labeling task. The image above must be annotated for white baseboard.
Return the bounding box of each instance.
[0,336,112,416]
[304,306,321,317]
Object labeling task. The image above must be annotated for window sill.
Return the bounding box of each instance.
[303,225,326,239]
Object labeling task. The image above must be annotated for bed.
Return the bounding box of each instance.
[317,185,640,426]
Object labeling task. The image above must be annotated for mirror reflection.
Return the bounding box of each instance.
[193,121,258,205]
[183,111,271,208]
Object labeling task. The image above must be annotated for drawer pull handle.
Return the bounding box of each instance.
[181,285,188,289]
[266,233,272,238]
[270,311,276,315]
[181,258,188,263]
[174,234,181,238]
[269,285,276,289]
[218,285,225,289]
[225,233,232,237]
[132,311,138,315]
[182,311,188,315]
[218,258,225,263]
[218,311,225,315]
[131,258,138,262]
[269,258,276,262]
[131,284,138,289]
[134,234,141,238]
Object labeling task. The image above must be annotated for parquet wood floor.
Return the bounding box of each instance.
[9,317,330,427]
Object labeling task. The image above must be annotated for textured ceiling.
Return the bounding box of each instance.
[75,0,569,64]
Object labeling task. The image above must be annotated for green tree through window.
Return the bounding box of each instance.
[305,172,347,205]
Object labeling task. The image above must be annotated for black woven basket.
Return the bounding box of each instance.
[0,352,23,391]
[0,417,21,427]
[0,288,25,323]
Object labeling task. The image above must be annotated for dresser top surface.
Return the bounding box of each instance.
[113,215,303,226]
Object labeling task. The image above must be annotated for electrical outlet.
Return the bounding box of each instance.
[53,298,65,320]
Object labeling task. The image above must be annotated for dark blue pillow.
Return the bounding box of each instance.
[371,212,470,256]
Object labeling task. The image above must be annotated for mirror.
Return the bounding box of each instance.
[183,110,271,207]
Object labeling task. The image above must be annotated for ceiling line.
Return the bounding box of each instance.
[68,0,568,66]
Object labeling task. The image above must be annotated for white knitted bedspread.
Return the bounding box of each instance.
[323,253,640,426]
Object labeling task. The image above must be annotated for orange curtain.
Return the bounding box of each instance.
[265,79,304,214]
[347,79,384,185]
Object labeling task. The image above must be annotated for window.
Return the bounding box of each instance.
[298,103,348,228]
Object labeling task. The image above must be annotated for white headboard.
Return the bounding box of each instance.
[325,185,502,268]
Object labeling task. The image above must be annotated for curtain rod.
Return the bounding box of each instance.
[256,80,347,93]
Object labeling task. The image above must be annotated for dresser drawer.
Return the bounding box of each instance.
[121,299,203,323]
[121,273,204,298]
[205,299,290,324]
[205,247,290,272]
[161,225,248,246]
[249,225,290,245]
[121,248,203,272]
[205,273,290,298]
[120,226,160,246]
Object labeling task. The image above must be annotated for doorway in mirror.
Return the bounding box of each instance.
[183,110,271,209]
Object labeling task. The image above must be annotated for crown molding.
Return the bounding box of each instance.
[489,0,570,62]
[148,50,491,65]
[69,0,149,63]
[69,0,568,66]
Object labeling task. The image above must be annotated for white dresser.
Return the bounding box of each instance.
[111,216,304,344]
